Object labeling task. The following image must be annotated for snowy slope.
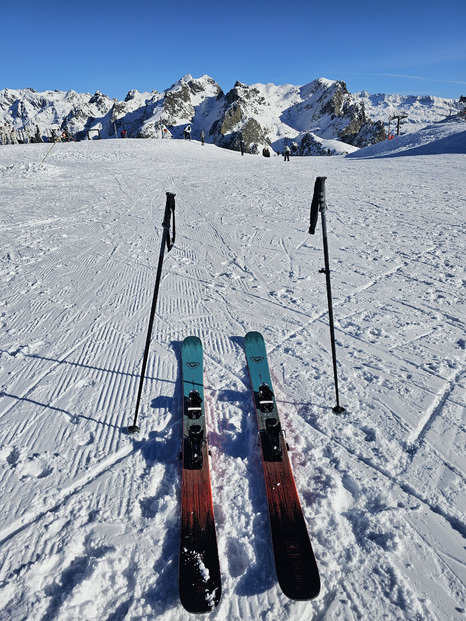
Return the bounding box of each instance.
[348,116,466,158]
[0,122,465,621]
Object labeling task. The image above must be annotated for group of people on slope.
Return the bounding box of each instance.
[0,124,75,145]
[183,125,206,145]
[0,124,44,145]
[261,145,291,160]
[2,119,293,160]
[0,125,19,145]
[182,125,292,159]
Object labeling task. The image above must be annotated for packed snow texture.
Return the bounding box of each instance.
[0,118,465,620]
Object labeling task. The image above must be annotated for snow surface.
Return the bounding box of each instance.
[0,120,465,621]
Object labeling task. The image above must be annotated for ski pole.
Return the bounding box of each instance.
[309,177,345,414]
[38,133,61,167]
[128,192,176,433]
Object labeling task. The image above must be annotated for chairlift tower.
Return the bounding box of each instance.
[460,95,466,118]
[388,112,408,137]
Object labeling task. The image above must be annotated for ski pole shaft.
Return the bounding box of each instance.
[128,193,176,433]
[313,178,345,413]
[38,135,61,167]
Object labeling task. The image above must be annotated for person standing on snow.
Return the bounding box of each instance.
[184,125,191,141]
[35,125,43,143]
[200,130,205,145]
[283,145,290,161]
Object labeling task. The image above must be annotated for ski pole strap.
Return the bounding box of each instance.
[163,192,176,251]
[309,176,327,234]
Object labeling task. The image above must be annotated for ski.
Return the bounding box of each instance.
[244,331,321,600]
[179,336,221,613]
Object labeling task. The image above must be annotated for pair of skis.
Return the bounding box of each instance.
[179,332,320,613]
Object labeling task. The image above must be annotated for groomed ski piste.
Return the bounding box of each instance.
[0,116,465,620]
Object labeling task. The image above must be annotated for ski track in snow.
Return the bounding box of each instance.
[0,137,465,621]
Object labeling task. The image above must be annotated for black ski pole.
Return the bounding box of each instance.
[128,192,176,434]
[309,177,345,414]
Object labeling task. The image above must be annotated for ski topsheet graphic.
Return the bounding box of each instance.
[179,336,221,613]
[244,331,321,600]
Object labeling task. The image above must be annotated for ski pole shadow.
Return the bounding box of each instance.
[228,336,276,596]
[235,370,276,596]
[1,349,168,383]
[230,334,245,349]
[128,339,183,468]
[1,391,124,431]
[134,339,184,616]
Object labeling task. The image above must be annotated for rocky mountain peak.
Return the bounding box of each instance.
[1,76,460,154]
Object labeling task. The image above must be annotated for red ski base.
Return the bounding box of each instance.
[261,431,321,600]
[179,443,221,613]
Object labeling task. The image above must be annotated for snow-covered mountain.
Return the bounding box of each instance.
[0,74,462,155]
[354,90,461,132]
[0,117,465,621]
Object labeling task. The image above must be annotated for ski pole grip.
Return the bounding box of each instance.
[163,192,176,228]
[309,176,327,234]
[316,176,327,212]
[163,192,176,251]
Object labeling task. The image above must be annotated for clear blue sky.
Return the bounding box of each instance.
[2,0,465,100]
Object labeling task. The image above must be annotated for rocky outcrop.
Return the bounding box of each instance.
[208,82,271,153]
[296,133,326,156]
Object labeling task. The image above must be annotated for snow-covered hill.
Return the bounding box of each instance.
[1,75,462,155]
[0,118,465,620]
[348,116,466,158]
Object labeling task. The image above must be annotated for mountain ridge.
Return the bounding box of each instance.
[0,75,462,155]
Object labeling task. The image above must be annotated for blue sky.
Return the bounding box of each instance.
[2,0,465,100]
